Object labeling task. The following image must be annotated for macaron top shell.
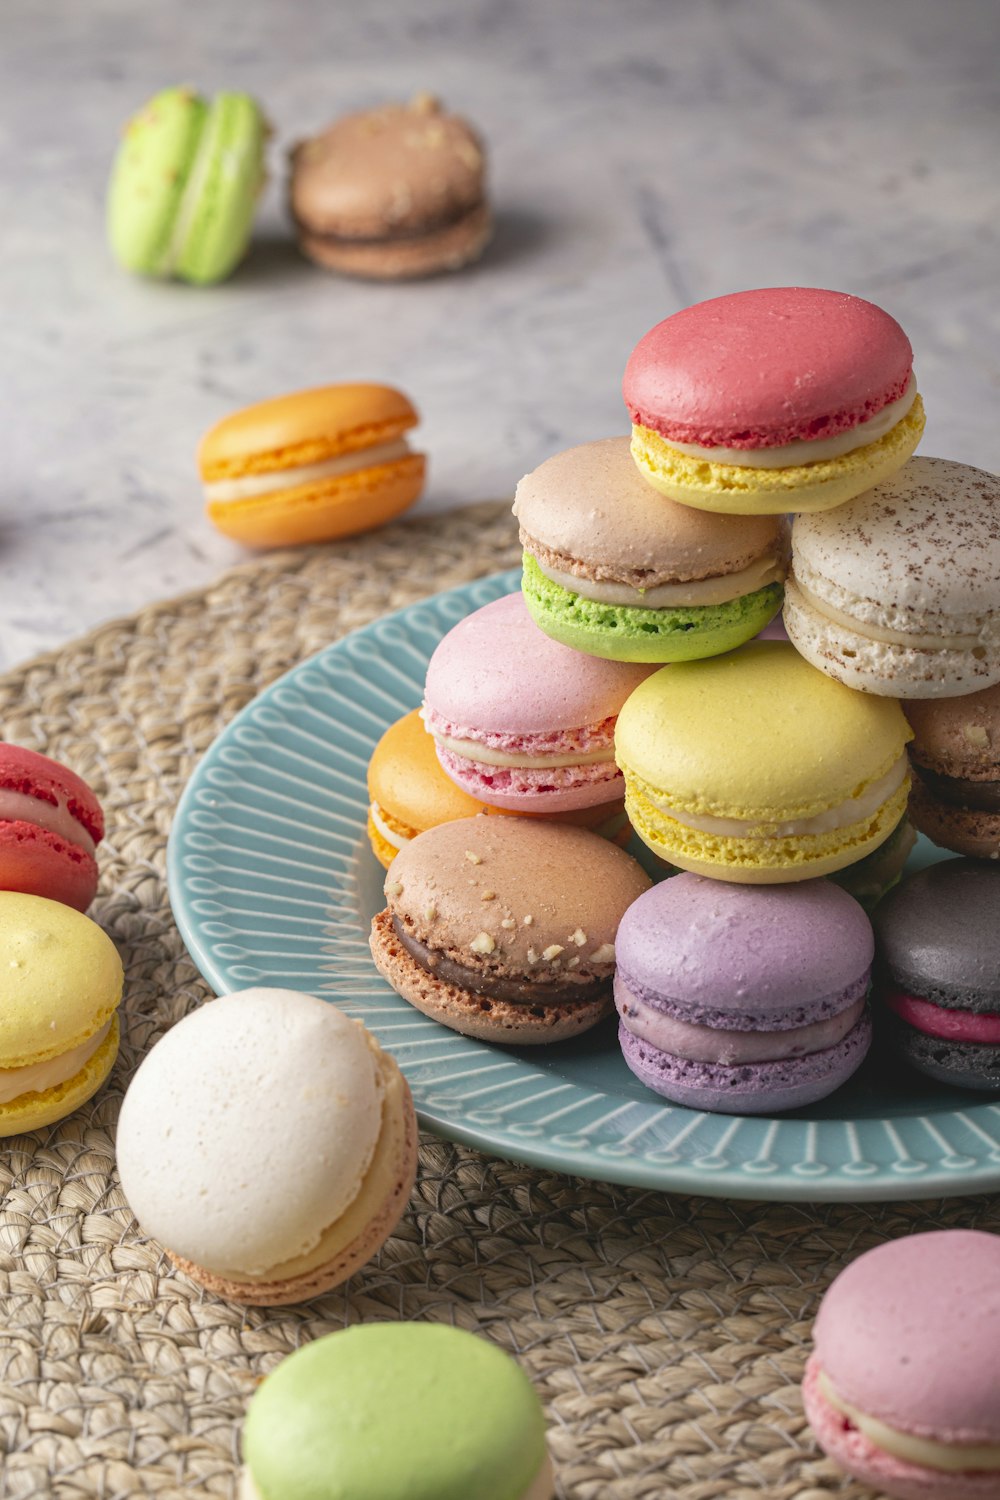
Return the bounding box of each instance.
[872,859,1000,1006]
[0,892,123,1067]
[198,384,419,480]
[814,1229,1000,1443]
[623,288,913,448]
[616,874,873,1027]
[115,990,385,1278]
[614,641,912,820]
[424,593,653,735]
[513,437,785,580]
[107,87,208,273]
[792,457,1000,633]
[384,817,651,969]
[242,1322,547,1500]
[904,682,1000,778]
[0,743,104,846]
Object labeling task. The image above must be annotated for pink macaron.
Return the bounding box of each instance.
[422,592,653,812]
[624,287,926,515]
[803,1229,1000,1500]
[0,744,105,912]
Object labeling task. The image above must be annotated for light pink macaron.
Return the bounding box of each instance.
[422,592,653,811]
[803,1229,1000,1500]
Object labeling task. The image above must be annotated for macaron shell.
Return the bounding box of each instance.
[904,683,1000,779]
[206,452,426,547]
[0,822,99,912]
[368,709,486,832]
[630,394,925,516]
[885,1015,1000,1091]
[174,92,266,285]
[872,859,1000,1009]
[623,288,914,447]
[0,1015,120,1137]
[106,87,208,274]
[0,744,104,843]
[298,201,492,280]
[907,781,1000,860]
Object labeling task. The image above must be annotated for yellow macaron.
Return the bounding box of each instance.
[199,383,426,548]
[615,641,913,882]
[0,892,123,1134]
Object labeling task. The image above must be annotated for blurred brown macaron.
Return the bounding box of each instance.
[289,94,491,280]
[905,685,1000,860]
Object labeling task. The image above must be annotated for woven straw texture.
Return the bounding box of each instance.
[1,500,998,1500]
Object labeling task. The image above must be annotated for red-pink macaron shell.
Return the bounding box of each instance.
[0,745,104,911]
[813,1229,1000,1445]
[0,823,100,912]
[0,744,104,845]
[424,593,654,734]
[623,287,913,449]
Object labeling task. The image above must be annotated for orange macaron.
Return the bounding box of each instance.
[367,709,630,868]
[199,383,426,548]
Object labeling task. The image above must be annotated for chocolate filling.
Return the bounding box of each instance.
[392,916,610,1008]
[913,765,1000,812]
[293,200,486,247]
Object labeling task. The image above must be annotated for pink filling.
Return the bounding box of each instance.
[886,989,1000,1045]
[424,708,617,757]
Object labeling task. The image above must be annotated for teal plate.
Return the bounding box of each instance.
[168,568,1000,1201]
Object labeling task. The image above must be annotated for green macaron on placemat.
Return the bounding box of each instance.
[169,563,1000,1203]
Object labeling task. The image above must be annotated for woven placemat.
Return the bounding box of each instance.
[1,500,997,1500]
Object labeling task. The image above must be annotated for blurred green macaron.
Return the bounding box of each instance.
[107,86,267,285]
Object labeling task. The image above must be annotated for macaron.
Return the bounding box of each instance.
[903,684,1000,859]
[107,86,266,284]
[423,592,653,813]
[370,816,651,1044]
[0,892,123,1136]
[624,287,925,516]
[199,383,426,548]
[615,874,873,1113]
[289,93,491,280]
[872,858,1000,1091]
[367,709,630,868]
[240,1323,552,1500]
[615,640,913,883]
[803,1229,1000,1500]
[784,456,1000,699]
[0,744,105,911]
[514,437,786,662]
[115,989,417,1305]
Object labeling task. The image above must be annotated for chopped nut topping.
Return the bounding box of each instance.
[481,890,496,901]
[410,91,440,115]
[386,880,403,898]
[526,947,539,964]
[542,944,564,961]
[567,956,580,968]
[591,943,616,965]
[423,904,437,923]
[963,724,990,748]
[522,914,533,926]
[470,932,495,955]
[500,918,515,930]
[465,851,482,864]
[569,928,587,947]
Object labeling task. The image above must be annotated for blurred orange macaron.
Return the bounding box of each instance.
[199,383,426,548]
[367,709,630,869]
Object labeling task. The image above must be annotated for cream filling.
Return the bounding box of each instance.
[433,733,612,769]
[535,552,783,608]
[156,111,219,276]
[792,576,990,652]
[647,756,909,838]
[0,788,96,854]
[660,376,917,468]
[818,1370,1000,1473]
[205,439,412,503]
[0,1020,112,1105]
[370,801,408,851]
[238,1447,555,1500]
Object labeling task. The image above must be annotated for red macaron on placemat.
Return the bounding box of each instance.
[2,500,999,1500]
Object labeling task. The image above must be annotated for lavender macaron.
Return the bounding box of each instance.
[615,874,874,1113]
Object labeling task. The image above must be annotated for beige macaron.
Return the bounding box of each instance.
[116,990,417,1306]
[289,94,491,279]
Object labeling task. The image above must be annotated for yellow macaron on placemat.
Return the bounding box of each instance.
[3,501,1000,1500]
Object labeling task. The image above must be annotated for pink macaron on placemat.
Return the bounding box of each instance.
[4,502,1000,1499]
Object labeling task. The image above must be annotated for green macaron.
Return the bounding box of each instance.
[514,438,787,664]
[107,86,266,284]
[241,1323,551,1500]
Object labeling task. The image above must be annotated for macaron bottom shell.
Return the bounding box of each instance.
[208,453,426,547]
[0,1015,120,1136]
[0,820,99,912]
[521,553,783,663]
[174,92,267,285]
[618,1012,872,1114]
[296,200,493,280]
[884,1013,1000,1093]
[629,394,925,516]
[908,782,1000,861]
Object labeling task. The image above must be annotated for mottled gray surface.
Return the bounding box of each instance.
[2,0,999,670]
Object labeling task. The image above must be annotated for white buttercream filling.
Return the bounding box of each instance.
[205,439,412,503]
[535,552,783,608]
[0,788,96,854]
[660,375,917,468]
[645,757,908,838]
[370,801,408,851]
[0,1020,112,1105]
[818,1370,1000,1472]
[433,733,613,770]
[791,575,990,652]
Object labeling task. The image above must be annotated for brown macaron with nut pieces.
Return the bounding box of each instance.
[289,93,491,280]
[904,684,1000,859]
[370,816,652,1044]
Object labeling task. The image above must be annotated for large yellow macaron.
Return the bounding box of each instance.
[199,383,426,548]
[615,641,913,883]
[0,892,123,1134]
